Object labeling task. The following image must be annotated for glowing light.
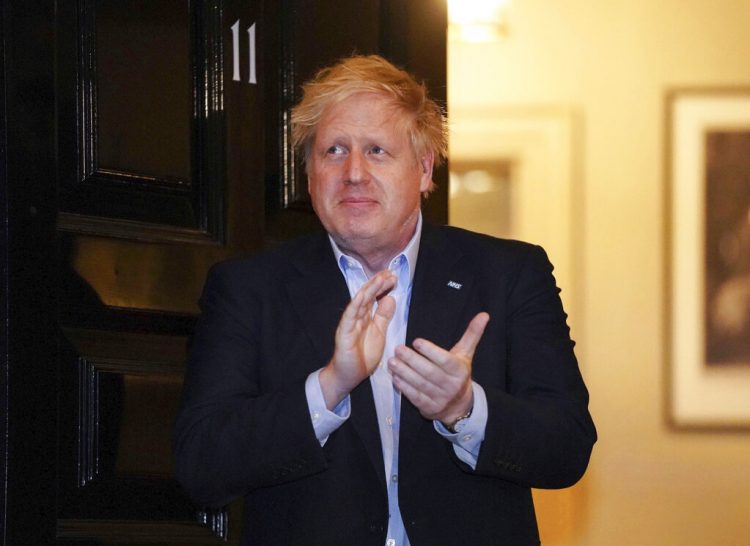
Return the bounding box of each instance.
[448,0,512,42]
[462,170,496,194]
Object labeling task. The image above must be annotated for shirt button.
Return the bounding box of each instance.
[391,474,398,483]
[462,434,473,442]
[386,416,393,426]
[312,411,320,422]
[387,540,396,546]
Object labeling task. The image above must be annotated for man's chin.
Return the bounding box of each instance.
[337,230,378,244]
[331,227,382,250]
[335,217,379,237]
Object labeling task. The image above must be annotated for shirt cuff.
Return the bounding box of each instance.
[305,369,351,445]
[433,381,488,469]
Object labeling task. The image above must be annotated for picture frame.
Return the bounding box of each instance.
[666,88,750,429]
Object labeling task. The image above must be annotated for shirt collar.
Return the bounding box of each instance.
[328,212,422,286]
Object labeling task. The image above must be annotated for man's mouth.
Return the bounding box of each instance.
[340,197,378,206]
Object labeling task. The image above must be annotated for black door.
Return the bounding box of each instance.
[1,1,447,543]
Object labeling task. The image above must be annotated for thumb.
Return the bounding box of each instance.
[451,312,490,358]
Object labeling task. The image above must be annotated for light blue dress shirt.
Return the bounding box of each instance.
[304,215,489,546]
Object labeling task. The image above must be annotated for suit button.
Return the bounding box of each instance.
[368,522,384,534]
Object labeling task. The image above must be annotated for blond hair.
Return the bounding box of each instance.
[291,55,447,182]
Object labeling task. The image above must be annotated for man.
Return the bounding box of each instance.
[174,55,596,545]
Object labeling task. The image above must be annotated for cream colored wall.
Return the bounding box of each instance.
[448,1,750,545]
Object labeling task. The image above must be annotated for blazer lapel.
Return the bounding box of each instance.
[401,223,476,438]
[285,234,386,486]
[406,224,475,348]
[285,234,349,363]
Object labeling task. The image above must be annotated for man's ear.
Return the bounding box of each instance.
[418,152,435,193]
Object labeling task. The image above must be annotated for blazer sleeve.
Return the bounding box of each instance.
[473,244,596,489]
[173,262,328,508]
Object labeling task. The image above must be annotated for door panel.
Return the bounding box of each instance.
[57,0,227,243]
[56,328,229,541]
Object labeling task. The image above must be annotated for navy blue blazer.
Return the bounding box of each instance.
[174,223,596,545]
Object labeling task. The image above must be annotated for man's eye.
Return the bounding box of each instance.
[326,145,345,155]
[370,146,386,155]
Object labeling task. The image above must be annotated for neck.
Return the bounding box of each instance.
[334,215,420,277]
[343,247,397,277]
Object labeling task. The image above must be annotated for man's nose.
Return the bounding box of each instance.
[344,151,368,185]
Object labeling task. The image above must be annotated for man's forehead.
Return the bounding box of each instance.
[316,95,409,138]
[323,92,402,120]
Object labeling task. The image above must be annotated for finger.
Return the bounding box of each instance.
[451,312,490,358]
[407,338,472,381]
[343,272,394,321]
[344,286,372,321]
[389,356,445,398]
[358,270,397,306]
[410,338,454,370]
[392,346,466,398]
[394,344,447,380]
[390,365,438,416]
[373,294,396,330]
[337,290,365,334]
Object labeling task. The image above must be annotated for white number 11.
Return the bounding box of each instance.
[231,20,256,84]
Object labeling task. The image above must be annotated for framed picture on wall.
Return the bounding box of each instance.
[667,88,750,429]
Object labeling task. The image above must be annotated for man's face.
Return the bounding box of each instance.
[307,92,433,265]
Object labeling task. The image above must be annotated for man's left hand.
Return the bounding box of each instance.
[388,312,490,425]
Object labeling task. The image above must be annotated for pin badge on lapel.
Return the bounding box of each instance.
[446,280,462,290]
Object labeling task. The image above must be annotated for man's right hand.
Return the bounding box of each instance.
[319,270,397,410]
